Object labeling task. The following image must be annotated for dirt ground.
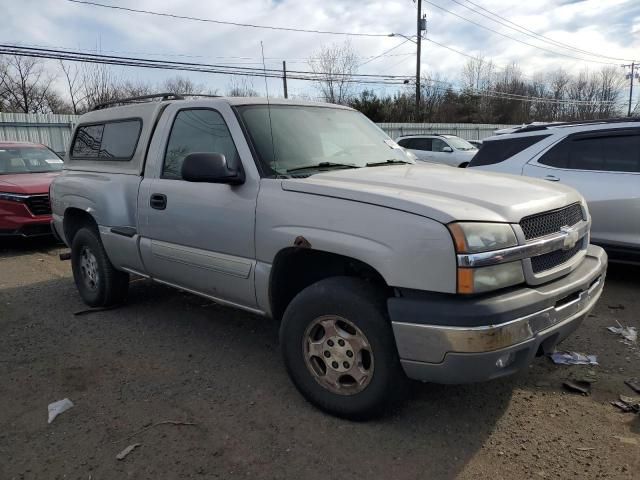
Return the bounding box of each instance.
[0,238,638,480]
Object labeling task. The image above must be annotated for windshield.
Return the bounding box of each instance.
[237,105,413,176]
[0,146,63,174]
[445,137,477,151]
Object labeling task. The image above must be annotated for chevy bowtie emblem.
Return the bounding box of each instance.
[560,226,580,251]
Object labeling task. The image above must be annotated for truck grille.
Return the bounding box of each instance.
[25,195,51,216]
[531,242,583,273]
[520,203,584,240]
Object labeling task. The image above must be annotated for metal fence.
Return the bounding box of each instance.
[0,113,515,153]
[0,112,77,155]
[377,123,516,141]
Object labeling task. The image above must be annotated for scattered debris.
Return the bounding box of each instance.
[607,325,637,343]
[114,420,197,444]
[59,252,71,261]
[607,304,625,310]
[116,443,141,460]
[613,436,638,446]
[611,394,640,413]
[563,380,591,395]
[625,378,640,393]
[74,305,121,316]
[48,398,74,424]
[549,351,598,366]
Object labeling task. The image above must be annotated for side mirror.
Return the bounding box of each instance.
[442,146,453,153]
[181,152,244,185]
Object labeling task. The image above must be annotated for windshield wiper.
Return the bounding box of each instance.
[366,159,412,167]
[287,162,360,173]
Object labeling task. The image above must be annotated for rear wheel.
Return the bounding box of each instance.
[71,227,129,307]
[280,277,406,419]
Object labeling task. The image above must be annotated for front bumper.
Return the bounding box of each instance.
[389,245,607,384]
[0,200,53,237]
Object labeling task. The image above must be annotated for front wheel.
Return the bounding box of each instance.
[71,227,129,307]
[280,277,406,419]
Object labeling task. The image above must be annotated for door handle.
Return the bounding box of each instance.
[150,193,167,210]
[544,175,560,182]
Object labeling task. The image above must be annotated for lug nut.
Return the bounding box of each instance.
[338,339,345,347]
[346,350,353,358]
[343,362,350,369]
[324,351,331,358]
[327,339,334,347]
[332,361,339,369]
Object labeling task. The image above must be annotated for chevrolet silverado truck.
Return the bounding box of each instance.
[50,94,607,419]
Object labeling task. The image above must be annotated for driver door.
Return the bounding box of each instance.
[137,104,259,309]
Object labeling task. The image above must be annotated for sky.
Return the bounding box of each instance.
[2,0,640,103]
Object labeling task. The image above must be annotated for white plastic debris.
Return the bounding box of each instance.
[549,351,598,365]
[607,326,637,343]
[48,398,74,424]
[116,443,141,460]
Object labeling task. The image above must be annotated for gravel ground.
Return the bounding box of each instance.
[1,238,638,480]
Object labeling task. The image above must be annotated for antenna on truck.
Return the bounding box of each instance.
[260,41,278,170]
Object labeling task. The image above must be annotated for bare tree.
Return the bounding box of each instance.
[59,61,85,114]
[163,75,216,96]
[81,63,123,109]
[308,42,358,104]
[0,55,55,113]
[226,76,258,97]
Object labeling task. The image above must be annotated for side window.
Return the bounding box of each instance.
[71,120,141,160]
[72,125,104,158]
[397,138,410,148]
[470,134,551,167]
[432,138,448,152]
[411,138,433,151]
[539,133,640,172]
[163,109,239,180]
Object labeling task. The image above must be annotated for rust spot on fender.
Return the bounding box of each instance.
[294,236,312,249]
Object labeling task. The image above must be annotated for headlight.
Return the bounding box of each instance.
[0,192,29,202]
[448,222,517,253]
[457,262,525,294]
[448,222,523,294]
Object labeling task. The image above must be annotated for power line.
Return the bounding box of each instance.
[67,0,391,38]
[423,0,618,66]
[460,0,636,63]
[359,39,413,67]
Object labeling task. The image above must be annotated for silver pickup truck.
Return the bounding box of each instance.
[51,94,607,419]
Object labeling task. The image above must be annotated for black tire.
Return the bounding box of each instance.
[71,226,129,307]
[280,277,406,420]
[458,162,469,168]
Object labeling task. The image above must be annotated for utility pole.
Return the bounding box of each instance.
[282,60,288,99]
[415,0,422,119]
[624,62,636,117]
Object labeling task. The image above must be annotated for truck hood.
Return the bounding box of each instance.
[281,164,582,224]
[0,172,59,194]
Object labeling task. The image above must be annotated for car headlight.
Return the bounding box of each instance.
[448,222,517,253]
[448,222,524,294]
[0,192,29,202]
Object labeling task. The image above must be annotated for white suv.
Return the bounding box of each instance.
[396,134,478,168]
[468,119,640,263]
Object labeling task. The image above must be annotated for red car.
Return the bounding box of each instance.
[0,141,63,237]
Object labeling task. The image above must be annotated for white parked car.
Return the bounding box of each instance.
[396,134,478,168]
[468,118,640,264]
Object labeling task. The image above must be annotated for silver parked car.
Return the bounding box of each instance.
[469,119,640,263]
[396,134,478,168]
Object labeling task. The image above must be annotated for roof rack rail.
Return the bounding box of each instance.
[91,92,185,111]
[512,117,640,133]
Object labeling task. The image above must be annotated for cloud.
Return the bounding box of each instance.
[1,0,638,99]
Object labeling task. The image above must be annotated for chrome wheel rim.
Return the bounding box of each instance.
[79,247,99,291]
[303,315,374,396]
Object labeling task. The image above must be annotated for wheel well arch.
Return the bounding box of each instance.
[268,247,390,321]
[63,208,98,245]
